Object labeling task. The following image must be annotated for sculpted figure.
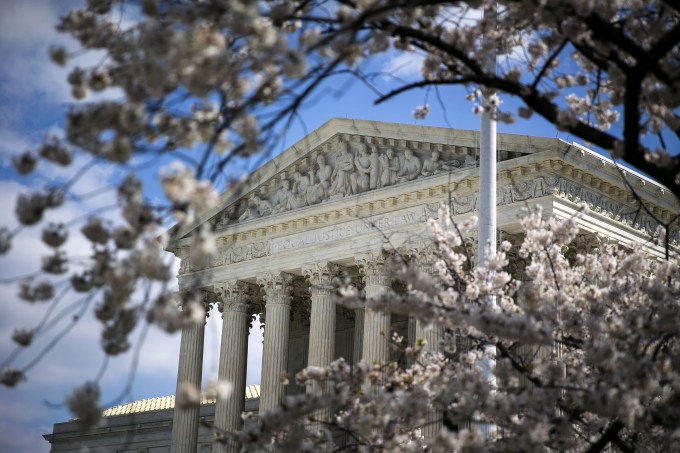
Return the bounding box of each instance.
[464,155,477,167]
[396,148,421,182]
[254,195,272,216]
[272,179,299,213]
[238,202,258,222]
[292,171,310,207]
[307,154,332,204]
[315,154,332,195]
[379,148,399,187]
[421,151,442,176]
[369,145,380,189]
[329,141,354,196]
[422,151,463,176]
[351,143,371,194]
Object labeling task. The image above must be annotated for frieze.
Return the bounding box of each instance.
[448,177,550,215]
[448,175,676,242]
[178,239,272,272]
[269,205,430,254]
[548,177,678,243]
[227,240,271,263]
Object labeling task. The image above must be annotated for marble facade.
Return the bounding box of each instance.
[45,119,678,453]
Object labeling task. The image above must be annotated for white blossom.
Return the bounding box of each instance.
[42,223,68,248]
[0,227,11,254]
[176,382,201,409]
[133,239,171,281]
[112,225,137,249]
[42,251,68,274]
[19,279,54,302]
[66,382,102,431]
[81,217,110,244]
[71,272,94,292]
[11,329,34,347]
[12,151,37,175]
[412,104,430,120]
[48,45,68,66]
[15,192,48,226]
[202,379,233,401]
[38,136,72,166]
[146,293,203,333]
[0,369,26,387]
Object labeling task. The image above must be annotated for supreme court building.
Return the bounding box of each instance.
[45,119,678,452]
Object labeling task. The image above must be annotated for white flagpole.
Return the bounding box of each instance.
[477,0,498,439]
[478,0,497,278]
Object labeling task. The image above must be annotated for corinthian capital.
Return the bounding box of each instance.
[302,262,342,288]
[257,272,293,306]
[355,252,392,287]
[404,242,439,275]
[214,281,251,314]
[176,289,214,320]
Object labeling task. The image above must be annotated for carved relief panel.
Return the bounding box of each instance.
[221,136,476,226]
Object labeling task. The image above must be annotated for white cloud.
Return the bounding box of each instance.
[0,128,33,159]
[0,1,78,105]
[381,51,424,82]
[0,0,129,116]
[0,419,52,452]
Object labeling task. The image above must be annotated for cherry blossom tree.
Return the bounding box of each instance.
[229,206,680,452]
[1,0,679,451]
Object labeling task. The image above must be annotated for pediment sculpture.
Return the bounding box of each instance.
[223,138,474,226]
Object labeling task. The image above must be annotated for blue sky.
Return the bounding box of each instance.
[0,2,612,452]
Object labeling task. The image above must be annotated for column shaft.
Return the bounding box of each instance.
[258,274,292,414]
[353,308,364,364]
[214,284,250,453]
[415,321,442,354]
[362,299,391,364]
[411,246,443,441]
[308,294,336,368]
[304,264,338,425]
[407,316,417,368]
[260,303,290,411]
[306,266,336,368]
[357,254,392,367]
[171,316,206,453]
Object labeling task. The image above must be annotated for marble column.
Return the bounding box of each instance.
[171,293,212,453]
[353,308,364,364]
[411,245,443,440]
[356,253,392,368]
[258,273,293,414]
[412,245,442,355]
[407,316,417,368]
[304,263,339,370]
[303,263,339,423]
[415,322,442,354]
[214,282,251,453]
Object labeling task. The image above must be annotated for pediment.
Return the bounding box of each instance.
[169,120,680,275]
[180,118,564,237]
